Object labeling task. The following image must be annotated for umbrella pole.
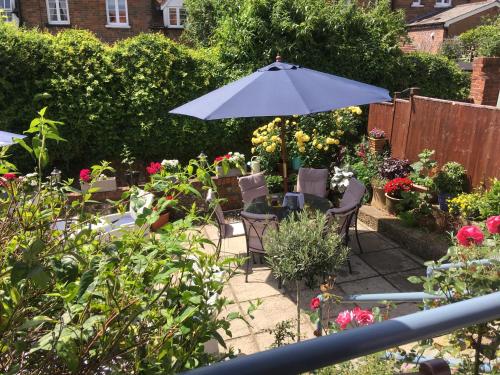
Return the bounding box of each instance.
[280,119,289,193]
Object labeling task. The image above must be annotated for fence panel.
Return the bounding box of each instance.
[368,95,500,187]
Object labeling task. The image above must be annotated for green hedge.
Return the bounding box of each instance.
[0,25,252,175]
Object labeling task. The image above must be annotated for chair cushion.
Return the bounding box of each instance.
[238,173,269,204]
[296,168,329,198]
[224,221,245,238]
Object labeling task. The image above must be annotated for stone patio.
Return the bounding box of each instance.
[206,220,427,355]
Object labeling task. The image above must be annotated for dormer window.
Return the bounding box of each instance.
[435,0,452,7]
[162,0,186,29]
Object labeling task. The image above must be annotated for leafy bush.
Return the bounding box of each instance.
[0,111,246,373]
[480,178,500,219]
[379,157,412,180]
[433,161,468,195]
[0,24,252,176]
[410,149,437,189]
[265,174,284,193]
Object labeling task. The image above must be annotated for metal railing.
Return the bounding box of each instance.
[187,292,500,375]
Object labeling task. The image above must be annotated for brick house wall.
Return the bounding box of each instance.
[392,0,480,22]
[17,0,182,43]
[407,26,445,53]
[447,6,498,35]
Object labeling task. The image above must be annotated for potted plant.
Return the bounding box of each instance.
[329,166,353,205]
[214,152,246,177]
[384,177,413,215]
[379,157,412,181]
[80,162,117,193]
[410,149,437,194]
[264,210,349,341]
[368,128,386,154]
[121,145,140,187]
[433,162,468,211]
[370,176,387,211]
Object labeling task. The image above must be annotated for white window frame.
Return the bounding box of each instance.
[106,0,130,28]
[0,0,15,22]
[165,6,186,29]
[435,0,452,8]
[46,0,70,25]
[411,0,424,7]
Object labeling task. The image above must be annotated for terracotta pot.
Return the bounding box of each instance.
[151,212,170,232]
[385,193,402,215]
[368,137,386,154]
[412,184,429,194]
[371,185,386,211]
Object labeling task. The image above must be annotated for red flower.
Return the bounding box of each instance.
[310,297,321,310]
[384,177,413,198]
[214,154,232,163]
[146,162,162,175]
[335,310,353,330]
[79,169,91,183]
[486,216,500,234]
[166,195,174,200]
[3,173,17,180]
[456,225,484,247]
[352,307,374,326]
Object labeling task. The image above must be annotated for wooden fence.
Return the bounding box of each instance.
[368,95,500,187]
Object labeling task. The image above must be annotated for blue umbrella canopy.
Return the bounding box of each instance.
[0,130,26,147]
[169,60,391,120]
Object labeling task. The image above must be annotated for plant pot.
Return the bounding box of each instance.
[151,212,170,232]
[81,177,117,193]
[412,184,429,194]
[437,193,452,212]
[292,157,303,171]
[125,171,140,187]
[368,137,386,154]
[371,185,386,211]
[216,166,243,178]
[385,193,402,215]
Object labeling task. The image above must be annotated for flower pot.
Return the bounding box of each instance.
[368,137,386,154]
[371,185,386,211]
[292,156,303,171]
[385,193,402,215]
[437,193,452,212]
[151,212,170,232]
[81,177,117,193]
[412,184,429,194]
[216,166,243,178]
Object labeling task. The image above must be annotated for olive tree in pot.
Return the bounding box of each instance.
[433,162,468,211]
[264,210,349,341]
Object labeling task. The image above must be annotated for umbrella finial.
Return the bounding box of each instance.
[275,55,282,63]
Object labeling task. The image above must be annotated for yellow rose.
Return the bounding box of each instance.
[338,130,344,135]
[302,134,310,142]
[326,137,335,145]
[271,135,278,141]
[293,114,299,118]
[336,117,343,124]
[295,130,303,138]
[292,121,297,126]
[299,146,306,153]
[334,139,340,145]
[316,143,323,150]
[312,139,317,146]
[324,145,329,151]
[285,120,290,125]
[275,117,282,123]
[265,145,273,153]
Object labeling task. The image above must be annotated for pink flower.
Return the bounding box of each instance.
[456,225,484,247]
[486,216,500,234]
[3,173,17,180]
[335,310,353,330]
[352,307,374,326]
[310,297,321,310]
[79,169,91,183]
[146,162,162,175]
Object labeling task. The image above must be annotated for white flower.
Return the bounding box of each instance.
[161,159,179,168]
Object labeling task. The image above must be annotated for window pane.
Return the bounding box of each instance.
[179,8,187,25]
[169,8,177,26]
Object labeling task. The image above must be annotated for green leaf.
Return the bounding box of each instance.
[18,316,56,330]
[11,262,29,284]
[212,331,227,349]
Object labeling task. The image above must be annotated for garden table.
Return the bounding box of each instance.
[244,193,332,221]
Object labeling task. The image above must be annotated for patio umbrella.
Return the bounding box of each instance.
[0,130,26,147]
[170,56,391,191]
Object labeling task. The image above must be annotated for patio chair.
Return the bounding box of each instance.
[325,203,358,274]
[205,189,245,256]
[238,172,269,205]
[296,167,329,198]
[338,177,366,253]
[240,211,280,286]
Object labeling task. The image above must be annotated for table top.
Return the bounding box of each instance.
[244,193,332,220]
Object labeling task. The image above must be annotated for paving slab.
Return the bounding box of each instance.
[228,269,282,302]
[335,255,379,283]
[351,232,400,254]
[339,276,400,296]
[221,335,259,355]
[384,268,426,292]
[359,248,422,275]
[219,303,253,340]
